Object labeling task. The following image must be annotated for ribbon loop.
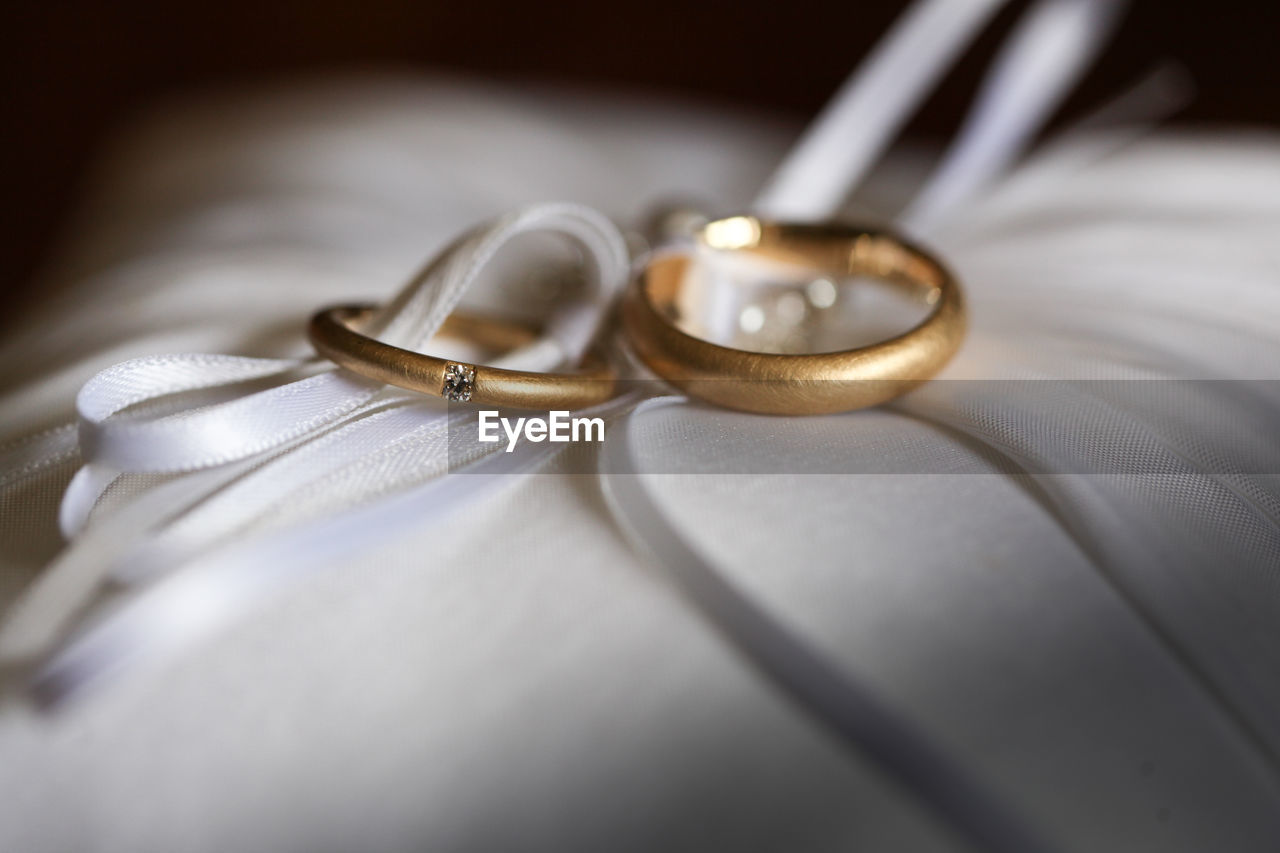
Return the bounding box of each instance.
[57,201,630,538]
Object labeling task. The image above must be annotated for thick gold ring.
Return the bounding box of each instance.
[309,304,617,410]
[621,216,966,415]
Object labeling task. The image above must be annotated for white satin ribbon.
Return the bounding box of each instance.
[754,0,1125,226]
[2,202,628,669]
[902,0,1124,231]
[57,203,627,538]
[752,0,1007,221]
[599,398,1061,853]
[30,391,644,707]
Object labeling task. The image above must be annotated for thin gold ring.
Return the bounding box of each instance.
[621,215,966,415]
[309,304,617,410]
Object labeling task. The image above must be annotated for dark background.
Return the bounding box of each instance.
[3,0,1277,299]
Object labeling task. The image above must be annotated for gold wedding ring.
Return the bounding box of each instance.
[621,216,966,415]
[309,305,617,410]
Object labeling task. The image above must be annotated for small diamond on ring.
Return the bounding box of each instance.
[442,362,476,402]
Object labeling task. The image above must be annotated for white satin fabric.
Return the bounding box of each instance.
[2,69,1280,853]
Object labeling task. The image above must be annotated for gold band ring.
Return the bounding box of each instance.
[621,216,966,415]
[309,305,617,410]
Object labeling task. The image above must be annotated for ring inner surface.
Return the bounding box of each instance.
[337,305,539,363]
[646,225,945,356]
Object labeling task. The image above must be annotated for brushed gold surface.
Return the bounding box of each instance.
[621,217,966,415]
[309,305,617,411]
